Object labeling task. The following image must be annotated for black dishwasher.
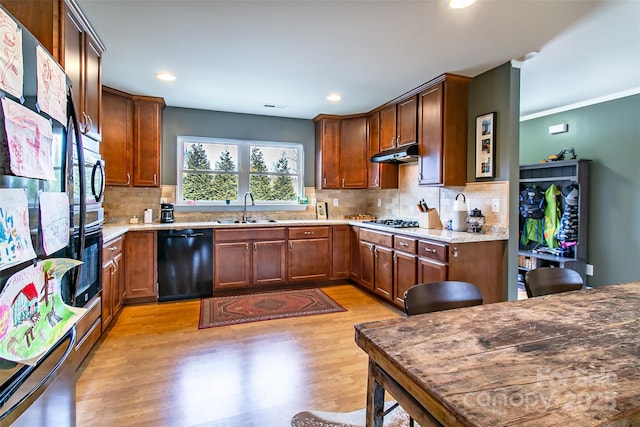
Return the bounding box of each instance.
[157,229,213,302]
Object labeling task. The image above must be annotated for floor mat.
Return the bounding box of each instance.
[199,288,346,328]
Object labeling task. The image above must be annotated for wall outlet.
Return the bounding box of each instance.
[491,198,500,213]
[586,264,594,276]
[311,198,317,206]
[377,198,382,207]
[333,198,339,207]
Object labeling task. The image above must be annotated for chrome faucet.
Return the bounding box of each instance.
[242,192,254,222]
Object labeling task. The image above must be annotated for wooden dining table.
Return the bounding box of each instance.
[354,281,640,426]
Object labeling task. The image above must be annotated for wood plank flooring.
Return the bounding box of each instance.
[75,284,401,426]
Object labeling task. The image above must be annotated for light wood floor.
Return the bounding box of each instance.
[75,284,401,426]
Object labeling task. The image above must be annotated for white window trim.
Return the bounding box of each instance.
[176,136,306,212]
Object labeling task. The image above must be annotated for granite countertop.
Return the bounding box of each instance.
[103,219,507,244]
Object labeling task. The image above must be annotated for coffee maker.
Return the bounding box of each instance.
[160,203,174,223]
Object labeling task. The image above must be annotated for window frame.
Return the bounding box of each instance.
[176,136,305,211]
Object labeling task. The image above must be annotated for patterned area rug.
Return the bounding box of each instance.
[290,402,420,427]
[199,288,346,328]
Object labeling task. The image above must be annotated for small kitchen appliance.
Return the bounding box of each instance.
[466,208,485,233]
[451,193,468,232]
[160,203,175,223]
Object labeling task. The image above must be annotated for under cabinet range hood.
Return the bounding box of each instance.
[370,144,419,163]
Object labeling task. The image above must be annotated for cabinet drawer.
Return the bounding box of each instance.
[418,240,448,263]
[288,226,330,239]
[360,229,393,247]
[394,236,417,253]
[102,235,124,263]
[215,227,286,242]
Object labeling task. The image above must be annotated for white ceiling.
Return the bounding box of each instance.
[77,0,640,120]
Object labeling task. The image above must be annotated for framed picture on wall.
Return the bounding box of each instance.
[316,202,328,220]
[475,112,496,178]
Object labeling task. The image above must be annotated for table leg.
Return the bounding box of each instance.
[366,358,385,427]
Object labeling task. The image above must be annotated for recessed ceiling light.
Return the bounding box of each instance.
[449,0,476,9]
[326,94,342,102]
[156,72,176,82]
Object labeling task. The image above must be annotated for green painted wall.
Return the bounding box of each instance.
[467,61,521,301]
[162,107,315,187]
[520,94,640,286]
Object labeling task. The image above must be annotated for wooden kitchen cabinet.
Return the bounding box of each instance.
[393,236,418,308]
[359,228,394,302]
[101,235,124,331]
[331,225,351,279]
[367,112,398,189]
[124,231,157,303]
[418,239,448,284]
[340,117,368,188]
[448,240,506,304]
[417,74,471,186]
[3,0,105,141]
[378,95,418,152]
[288,227,330,282]
[101,87,165,187]
[350,226,361,282]
[214,228,286,289]
[315,117,341,189]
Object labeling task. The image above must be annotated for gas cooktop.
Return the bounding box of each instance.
[363,219,420,228]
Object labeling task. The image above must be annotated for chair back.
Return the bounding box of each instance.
[524,267,583,298]
[404,281,483,316]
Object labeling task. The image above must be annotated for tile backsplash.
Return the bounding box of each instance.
[104,163,508,230]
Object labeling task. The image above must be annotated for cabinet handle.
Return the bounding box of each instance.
[423,247,437,254]
[126,173,131,185]
[303,231,313,235]
[390,137,395,145]
[396,135,400,144]
[108,246,117,251]
[342,178,345,188]
[452,247,460,258]
[290,241,293,250]
[246,243,250,253]
[113,258,119,274]
[323,177,327,187]
[399,242,408,247]
[87,114,93,132]
[375,177,379,186]
[369,244,374,254]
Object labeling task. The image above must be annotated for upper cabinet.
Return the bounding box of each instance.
[417,74,470,186]
[378,95,418,152]
[3,0,105,141]
[101,87,165,187]
[367,112,398,189]
[315,115,368,189]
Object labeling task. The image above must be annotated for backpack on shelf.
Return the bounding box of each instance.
[519,186,546,219]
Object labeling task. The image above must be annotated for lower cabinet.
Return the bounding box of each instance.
[354,226,506,309]
[102,235,124,331]
[288,227,330,282]
[124,231,157,303]
[214,228,286,289]
[331,225,351,279]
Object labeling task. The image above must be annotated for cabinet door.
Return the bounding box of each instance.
[331,225,351,279]
[418,84,443,185]
[102,88,133,186]
[83,34,102,140]
[448,241,505,304]
[63,7,83,119]
[394,251,417,308]
[214,242,251,289]
[359,241,375,290]
[379,104,397,151]
[253,240,286,285]
[124,231,157,302]
[374,246,393,301]
[367,112,399,189]
[289,239,330,281]
[315,118,341,189]
[397,96,417,147]
[350,227,360,282]
[101,259,113,331]
[340,117,367,188]
[133,98,164,187]
[418,257,448,284]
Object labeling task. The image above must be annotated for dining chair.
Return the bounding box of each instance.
[403,280,483,316]
[524,267,584,298]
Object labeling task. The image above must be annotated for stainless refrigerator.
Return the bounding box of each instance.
[0,5,93,426]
